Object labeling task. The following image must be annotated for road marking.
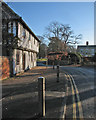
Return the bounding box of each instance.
[70,74,83,120]
[65,74,76,119]
[72,85,76,119]
[64,73,83,120]
[68,75,76,119]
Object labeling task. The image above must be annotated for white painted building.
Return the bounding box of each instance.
[2,2,40,75]
[77,44,96,57]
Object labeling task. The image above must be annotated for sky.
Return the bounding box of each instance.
[7,2,94,46]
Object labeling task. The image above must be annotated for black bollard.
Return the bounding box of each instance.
[57,65,59,82]
[38,77,45,117]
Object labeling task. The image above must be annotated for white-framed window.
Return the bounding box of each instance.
[8,21,17,36]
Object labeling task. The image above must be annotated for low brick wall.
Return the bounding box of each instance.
[0,57,2,80]
[0,56,10,80]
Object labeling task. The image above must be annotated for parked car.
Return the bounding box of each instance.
[37,62,46,66]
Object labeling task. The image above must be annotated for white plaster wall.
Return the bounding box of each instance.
[25,51,29,70]
[28,41,30,49]
[13,49,38,74]
[29,52,32,69]
[33,53,37,67]
[24,51,27,70]
[18,23,23,46]
[15,49,23,73]
[26,30,29,49]
[18,22,39,53]
[31,35,34,49]
[19,50,23,71]
[31,52,34,67]
[14,22,40,74]
[13,49,16,74]
[18,23,21,38]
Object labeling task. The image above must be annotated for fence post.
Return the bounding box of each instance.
[38,77,45,117]
[57,65,59,82]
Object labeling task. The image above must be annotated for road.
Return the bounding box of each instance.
[2,66,96,119]
[60,66,96,119]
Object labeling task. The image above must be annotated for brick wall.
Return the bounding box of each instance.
[0,57,2,80]
[0,56,10,80]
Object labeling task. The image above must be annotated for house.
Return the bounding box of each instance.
[77,42,96,63]
[77,42,96,57]
[2,2,40,77]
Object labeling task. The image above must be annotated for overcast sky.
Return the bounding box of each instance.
[7,2,94,46]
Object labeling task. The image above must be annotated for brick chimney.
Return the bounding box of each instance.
[86,41,89,46]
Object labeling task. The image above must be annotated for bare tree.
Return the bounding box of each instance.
[37,36,48,58]
[44,21,82,53]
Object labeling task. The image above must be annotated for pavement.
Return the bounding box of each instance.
[2,66,68,119]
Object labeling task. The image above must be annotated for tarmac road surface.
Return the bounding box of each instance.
[61,66,96,120]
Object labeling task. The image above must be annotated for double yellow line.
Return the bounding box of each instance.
[65,73,83,120]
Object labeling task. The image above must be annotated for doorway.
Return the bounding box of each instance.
[23,53,25,70]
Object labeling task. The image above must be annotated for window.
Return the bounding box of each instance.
[22,28,26,38]
[8,22,11,33]
[13,22,16,36]
[2,21,7,44]
[16,51,20,65]
[8,21,17,36]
